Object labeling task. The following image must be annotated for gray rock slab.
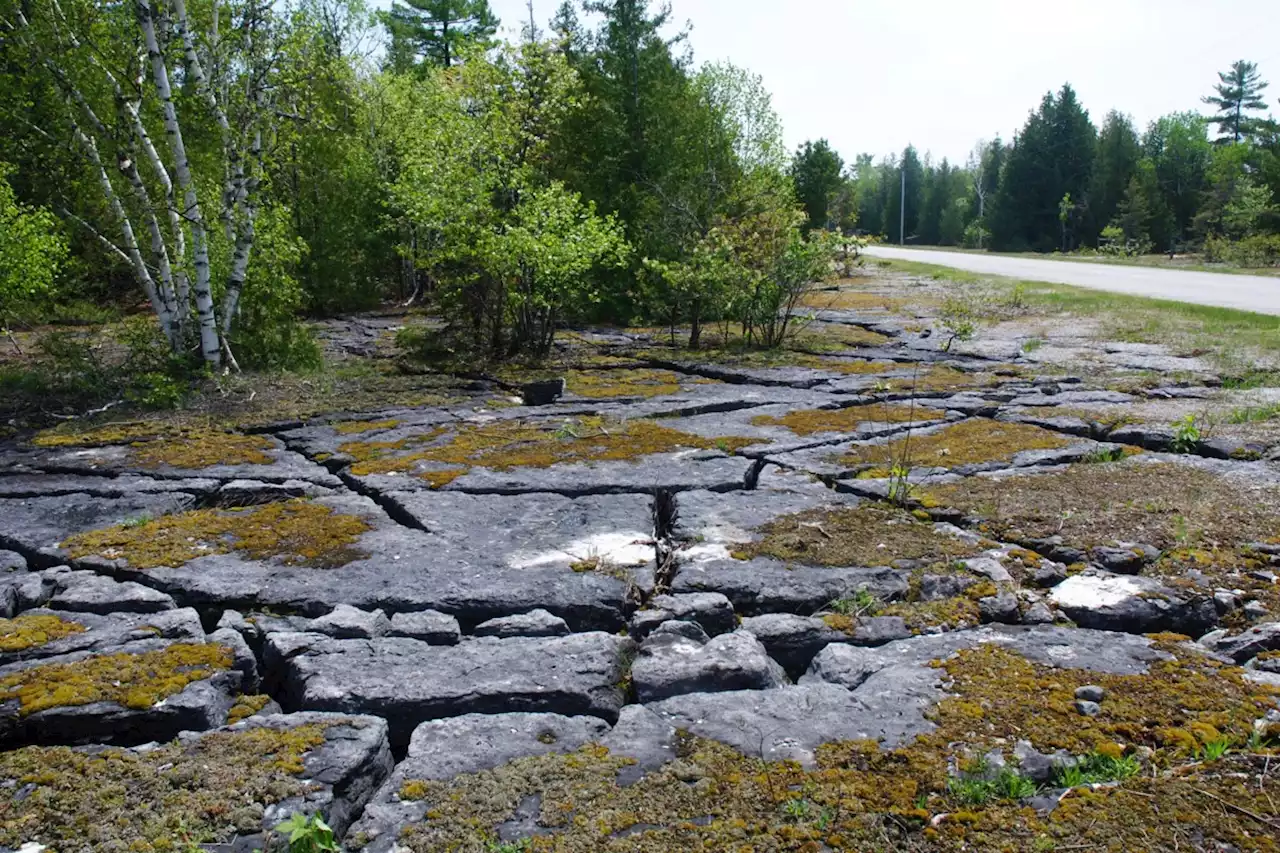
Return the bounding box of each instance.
[1201,621,1280,663]
[388,610,460,645]
[382,491,655,576]
[0,551,24,572]
[270,632,635,748]
[647,592,736,637]
[632,626,787,702]
[672,557,909,616]
[1049,572,1218,635]
[473,609,570,638]
[63,493,631,632]
[347,713,609,853]
[739,613,910,678]
[359,451,755,496]
[311,604,391,639]
[46,570,177,614]
[0,473,220,499]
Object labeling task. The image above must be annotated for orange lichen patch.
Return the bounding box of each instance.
[841,419,1071,470]
[62,499,372,569]
[0,644,234,716]
[342,417,754,486]
[0,614,87,653]
[32,420,276,468]
[333,419,403,435]
[752,403,947,436]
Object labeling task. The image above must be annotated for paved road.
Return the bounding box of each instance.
[862,245,1280,316]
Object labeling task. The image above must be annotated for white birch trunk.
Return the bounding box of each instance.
[138,0,222,366]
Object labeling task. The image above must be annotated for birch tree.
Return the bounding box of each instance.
[1,0,287,368]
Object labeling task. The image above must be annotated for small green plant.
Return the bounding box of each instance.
[815,806,836,831]
[939,296,980,351]
[1170,414,1201,453]
[1198,736,1233,762]
[829,587,880,616]
[1082,446,1127,464]
[886,463,913,505]
[782,797,812,820]
[1052,751,1141,788]
[1227,403,1280,424]
[121,513,154,529]
[948,767,1037,805]
[274,813,340,853]
[1021,336,1044,353]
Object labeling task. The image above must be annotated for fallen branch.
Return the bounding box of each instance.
[1196,786,1280,829]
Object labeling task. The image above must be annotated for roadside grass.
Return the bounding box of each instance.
[877,258,1280,375]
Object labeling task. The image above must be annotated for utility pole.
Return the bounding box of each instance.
[899,166,906,246]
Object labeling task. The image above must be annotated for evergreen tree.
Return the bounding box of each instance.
[990,84,1096,252]
[790,140,845,233]
[883,146,924,244]
[1203,60,1270,144]
[1142,113,1212,244]
[1085,111,1141,244]
[384,0,499,72]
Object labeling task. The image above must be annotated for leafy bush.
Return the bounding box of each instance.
[1204,233,1280,267]
[0,163,68,332]
[275,812,340,852]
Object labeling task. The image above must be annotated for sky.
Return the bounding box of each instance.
[382,0,1280,165]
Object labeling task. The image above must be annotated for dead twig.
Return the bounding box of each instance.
[1194,787,1280,829]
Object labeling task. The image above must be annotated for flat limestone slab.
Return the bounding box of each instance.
[269,632,635,748]
[0,607,204,665]
[0,492,199,566]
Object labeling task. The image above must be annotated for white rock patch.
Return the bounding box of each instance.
[509,530,654,569]
[1049,574,1145,610]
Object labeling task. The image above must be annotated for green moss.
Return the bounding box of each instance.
[0,643,233,716]
[880,580,998,633]
[841,418,1072,470]
[751,403,947,436]
[0,722,331,850]
[385,641,1279,852]
[63,499,373,569]
[0,614,86,653]
[341,418,755,487]
[733,504,983,568]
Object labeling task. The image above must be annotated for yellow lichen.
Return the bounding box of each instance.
[752,403,946,436]
[565,369,685,399]
[63,499,373,569]
[32,420,276,468]
[342,418,754,485]
[842,418,1071,470]
[0,614,87,653]
[0,643,233,716]
[227,694,273,724]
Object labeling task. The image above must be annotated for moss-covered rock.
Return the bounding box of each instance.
[841,418,1072,471]
[751,403,946,436]
[62,498,373,569]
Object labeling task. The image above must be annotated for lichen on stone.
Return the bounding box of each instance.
[385,642,1279,852]
[751,403,946,436]
[0,643,233,716]
[0,614,87,653]
[62,498,373,569]
[333,418,403,435]
[565,369,685,399]
[342,417,754,486]
[0,722,329,850]
[227,693,273,724]
[33,420,277,468]
[841,418,1071,470]
[732,504,983,568]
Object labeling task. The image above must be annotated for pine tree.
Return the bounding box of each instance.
[384,0,499,72]
[790,140,844,233]
[1085,111,1141,244]
[1203,60,1270,144]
